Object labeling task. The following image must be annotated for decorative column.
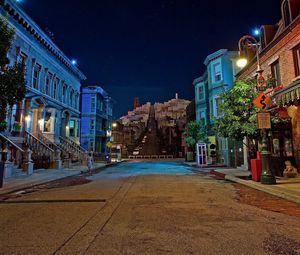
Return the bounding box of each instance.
[23,146,34,175]
[4,145,13,178]
[55,149,62,169]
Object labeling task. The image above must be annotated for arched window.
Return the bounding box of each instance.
[45,72,52,96]
[32,63,41,90]
[53,78,59,99]
[70,89,74,107]
[75,93,79,109]
[282,0,292,27]
[62,85,67,104]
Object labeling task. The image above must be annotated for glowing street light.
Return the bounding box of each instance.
[112,122,117,128]
[71,59,77,65]
[236,58,248,68]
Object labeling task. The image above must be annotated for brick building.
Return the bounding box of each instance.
[237,0,300,175]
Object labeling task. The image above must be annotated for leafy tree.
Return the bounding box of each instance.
[214,80,259,141]
[0,17,26,131]
[214,79,289,141]
[184,120,208,150]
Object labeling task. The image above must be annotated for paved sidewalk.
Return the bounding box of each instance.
[0,162,109,195]
[211,167,300,205]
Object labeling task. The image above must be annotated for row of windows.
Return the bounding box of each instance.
[90,95,105,113]
[17,51,80,109]
[89,118,106,134]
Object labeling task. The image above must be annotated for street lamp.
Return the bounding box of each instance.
[112,122,117,128]
[237,35,276,185]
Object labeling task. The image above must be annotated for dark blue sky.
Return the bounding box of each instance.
[22,0,281,117]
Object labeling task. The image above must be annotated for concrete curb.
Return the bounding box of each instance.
[224,175,300,205]
[0,161,124,196]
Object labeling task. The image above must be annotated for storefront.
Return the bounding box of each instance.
[273,79,300,173]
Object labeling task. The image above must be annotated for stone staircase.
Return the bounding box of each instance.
[59,136,87,163]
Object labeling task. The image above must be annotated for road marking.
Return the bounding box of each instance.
[0,199,107,204]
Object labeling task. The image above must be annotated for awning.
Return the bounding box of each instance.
[273,79,300,106]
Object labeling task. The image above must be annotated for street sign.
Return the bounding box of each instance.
[253,92,272,111]
[257,112,271,129]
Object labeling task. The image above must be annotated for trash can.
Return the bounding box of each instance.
[251,153,262,182]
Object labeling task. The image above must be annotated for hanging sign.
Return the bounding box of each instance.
[257,112,271,129]
[253,92,272,111]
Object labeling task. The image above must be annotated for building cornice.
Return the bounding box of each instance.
[204,49,228,66]
[0,0,86,81]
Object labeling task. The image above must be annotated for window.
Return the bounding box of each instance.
[198,85,204,100]
[62,85,67,103]
[17,52,27,67]
[32,64,41,89]
[45,72,52,96]
[271,60,281,87]
[90,119,95,134]
[91,96,96,112]
[210,100,213,115]
[96,119,102,131]
[215,97,223,117]
[69,120,75,137]
[213,63,222,82]
[75,94,79,109]
[199,111,206,125]
[44,112,52,132]
[89,139,94,151]
[282,0,292,27]
[53,78,59,99]
[70,90,74,107]
[293,44,300,77]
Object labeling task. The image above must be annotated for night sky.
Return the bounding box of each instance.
[21,0,282,118]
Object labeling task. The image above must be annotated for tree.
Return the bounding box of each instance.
[214,79,260,141]
[0,17,26,131]
[184,120,208,150]
[214,79,289,141]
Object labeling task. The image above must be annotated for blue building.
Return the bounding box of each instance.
[194,49,244,166]
[0,0,87,176]
[80,86,113,154]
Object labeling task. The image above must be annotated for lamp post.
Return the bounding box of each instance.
[237,35,276,185]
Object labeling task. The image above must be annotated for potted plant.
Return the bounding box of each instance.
[0,121,7,132]
[12,122,21,136]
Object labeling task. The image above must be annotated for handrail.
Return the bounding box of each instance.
[65,136,88,153]
[59,136,86,154]
[0,133,25,153]
[35,132,61,151]
[25,131,54,152]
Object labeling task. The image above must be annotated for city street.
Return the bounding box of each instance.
[1,161,300,255]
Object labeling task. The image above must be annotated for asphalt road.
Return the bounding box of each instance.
[1,161,300,255]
